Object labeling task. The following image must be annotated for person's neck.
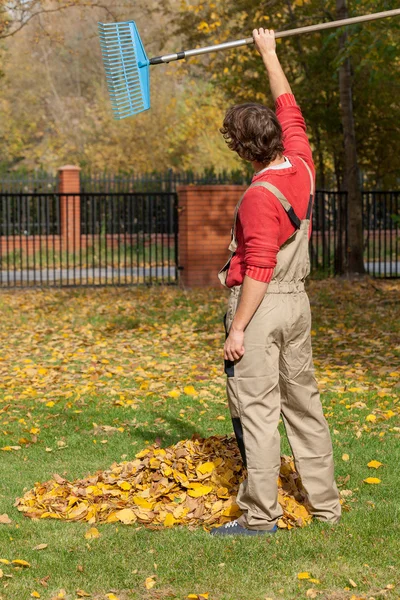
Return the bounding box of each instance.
[252,154,285,173]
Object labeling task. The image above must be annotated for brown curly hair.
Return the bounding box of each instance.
[220,103,284,164]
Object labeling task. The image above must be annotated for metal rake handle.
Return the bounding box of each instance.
[149,8,400,65]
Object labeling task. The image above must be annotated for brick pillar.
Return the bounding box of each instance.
[177,185,246,288]
[58,165,81,252]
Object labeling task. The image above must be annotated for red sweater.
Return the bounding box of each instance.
[226,93,315,287]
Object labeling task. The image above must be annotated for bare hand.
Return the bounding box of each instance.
[224,328,245,362]
[253,28,276,58]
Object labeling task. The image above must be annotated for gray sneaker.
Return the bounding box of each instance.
[210,520,278,536]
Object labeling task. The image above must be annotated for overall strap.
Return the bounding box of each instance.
[298,157,315,219]
[229,191,247,251]
[250,181,301,229]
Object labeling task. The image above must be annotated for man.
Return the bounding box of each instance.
[211,28,341,536]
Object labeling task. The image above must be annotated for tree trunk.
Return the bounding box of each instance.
[336,0,366,275]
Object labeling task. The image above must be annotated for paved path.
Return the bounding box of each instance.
[0,266,178,285]
[0,261,398,285]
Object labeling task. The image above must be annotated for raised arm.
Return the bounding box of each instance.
[253,28,314,168]
[253,28,293,101]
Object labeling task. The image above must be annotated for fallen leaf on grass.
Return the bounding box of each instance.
[145,576,156,590]
[33,544,48,551]
[306,590,318,599]
[349,578,357,587]
[40,575,50,587]
[12,559,30,567]
[183,385,198,396]
[363,477,381,484]
[298,572,311,580]
[30,592,40,598]
[367,460,383,469]
[76,590,91,597]
[84,527,100,539]
[0,514,12,524]
[187,594,209,599]
[342,454,350,462]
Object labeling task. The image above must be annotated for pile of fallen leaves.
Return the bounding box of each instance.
[15,435,312,530]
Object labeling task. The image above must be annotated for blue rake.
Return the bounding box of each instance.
[98,21,150,120]
[98,9,400,120]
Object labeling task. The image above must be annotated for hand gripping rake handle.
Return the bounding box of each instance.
[148,8,400,65]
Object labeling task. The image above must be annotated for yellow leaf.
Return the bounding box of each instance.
[164,513,176,528]
[12,559,31,567]
[46,401,55,407]
[197,462,215,475]
[115,509,137,525]
[366,414,376,423]
[118,481,131,491]
[145,577,156,590]
[0,559,10,565]
[342,454,350,461]
[349,578,357,587]
[309,578,320,584]
[31,592,40,598]
[363,477,381,484]
[184,385,198,396]
[30,427,40,435]
[187,485,213,497]
[298,572,311,580]
[76,591,91,597]
[168,389,181,398]
[105,594,120,600]
[367,460,383,469]
[133,497,154,510]
[84,527,100,539]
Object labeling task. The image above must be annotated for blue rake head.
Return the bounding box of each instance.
[98,21,150,120]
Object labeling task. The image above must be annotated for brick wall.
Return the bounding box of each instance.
[177,185,246,288]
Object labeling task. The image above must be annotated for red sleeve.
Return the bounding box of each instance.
[238,187,281,283]
[276,93,314,171]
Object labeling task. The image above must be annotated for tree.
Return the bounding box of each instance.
[336,0,365,274]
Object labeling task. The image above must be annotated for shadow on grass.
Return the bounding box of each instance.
[128,411,227,449]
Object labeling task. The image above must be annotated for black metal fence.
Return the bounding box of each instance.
[0,188,398,287]
[0,192,178,287]
[310,190,399,278]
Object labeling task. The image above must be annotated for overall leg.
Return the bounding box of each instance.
[279,294,341,523]
[226,296,284,531]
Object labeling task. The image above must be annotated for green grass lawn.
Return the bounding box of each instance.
[0,279,399,600]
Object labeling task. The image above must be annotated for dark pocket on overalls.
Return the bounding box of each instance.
[223,313,235,377]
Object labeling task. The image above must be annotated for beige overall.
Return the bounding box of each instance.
[219,159,341,530]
